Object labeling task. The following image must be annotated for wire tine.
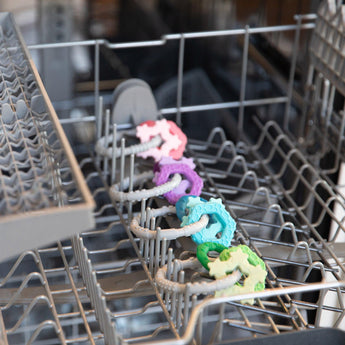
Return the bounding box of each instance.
[282,163,313,195]
[140,198,146,226]
[144,239,150,263]
[274,222,298,243]
[0,251,39,287]
[170,260,179,322]
[284,14,302,130]
[315,288,327,328]
[302,262,325,282]
[183,283,191,332]
[330,214,345,242]
[264,204,285,226]
[288,241,312,265]
[96,96,103,142]
[139,239,144,255]
[176,34,185,127]
[206,127,227,146]
[149,238,155,273]
[176,270,185,330]
[249,186,272,206]
[150,216,156,231]
[238,170,259,189]
[216,140,237,159]
[217,303,225,342]
[25,320,61,345]
[190,291,198,310]
[238,25,250,139]
[226,155,248,174]
[6,295,51,333]
[129,153,135,192]
[104,109,110,178]
[166,248,174,280]
[1,272,44,310]
[146,207,152,229]
[155,227,161,273]
[321,79,330,119]
[268,135,293,168]
[196,308,203,345]
[312,196,343,228]
[165,250,172,304]
[252,120,281,151]
[161,238,167,267]
[111,123,117,184]
[333,288,345,327]
[120,137,125,192]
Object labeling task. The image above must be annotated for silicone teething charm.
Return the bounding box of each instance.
[157,156,195,170]
[153,164,203,204]
[175,195,207,221]
[180,197,236,247]
[197,243,267,305]
[196,242,228,270]
[136,119,187,161]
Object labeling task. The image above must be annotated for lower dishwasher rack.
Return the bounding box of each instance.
[3,1,345,344]
[3,121,345,345]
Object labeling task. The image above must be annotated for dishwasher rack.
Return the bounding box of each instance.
[0,12,94,262]
[2,1,345,344]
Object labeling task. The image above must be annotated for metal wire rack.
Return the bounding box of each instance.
[2,0,345,344]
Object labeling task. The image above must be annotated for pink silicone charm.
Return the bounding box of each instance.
[168,121,187,159]
[154,163,203,204]
[136,119,187,161]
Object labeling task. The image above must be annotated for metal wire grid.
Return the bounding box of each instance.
[295,0,345,178]
[1,125,345,345]
[2,1,345,344]
[0,242,103,344]
[70,117,345,345]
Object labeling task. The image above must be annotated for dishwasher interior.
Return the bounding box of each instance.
[2,0,345,344]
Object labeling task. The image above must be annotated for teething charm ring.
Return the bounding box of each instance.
[130,205,209,240]
[136,119,187,161]
[154,163,203,205]
[154,156,196,172]
[110,171,183,202]
[155,257,241,295]
[201,243,267,305]
[181,197,236,247]
[196,242,228,270]
[175,195,207,221]
[95,133,162,159]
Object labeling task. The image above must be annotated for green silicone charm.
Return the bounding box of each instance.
[196,242,228,270]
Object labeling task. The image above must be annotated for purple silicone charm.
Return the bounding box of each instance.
[153,162,160,173]
[173,179,192,195]
[153,157,194,175]
[154,163,203,204]
[158,156,196,170]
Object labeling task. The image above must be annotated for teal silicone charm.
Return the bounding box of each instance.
[181,197,236,247]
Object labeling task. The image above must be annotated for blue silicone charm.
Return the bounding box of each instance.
[181,197,236,247]
[175,195,207,221]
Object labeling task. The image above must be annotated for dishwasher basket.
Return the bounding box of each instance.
[0,13,94,262]
[3,0,345,344]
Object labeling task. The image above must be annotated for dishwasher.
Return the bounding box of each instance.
[2,0,345,344]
